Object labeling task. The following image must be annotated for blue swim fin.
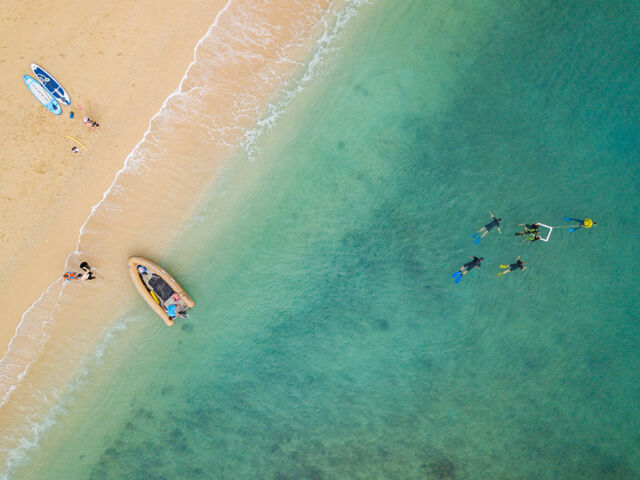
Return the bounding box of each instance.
[472,232,477,239]
[452,271,461,279]
[454,273,463,283]
[474,236,481,244]
[569,227,579,233]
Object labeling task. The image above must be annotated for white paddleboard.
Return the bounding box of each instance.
[23,75,62,115]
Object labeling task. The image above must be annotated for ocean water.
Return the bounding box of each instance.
[7,0,640,478]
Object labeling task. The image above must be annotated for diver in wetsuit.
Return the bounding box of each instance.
[472,212,502,243]
[497,256,526,276]
[515,223,541,242]
[452,256,483,283]
[515,223,539,236]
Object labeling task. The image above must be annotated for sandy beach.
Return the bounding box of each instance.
[0,2,231,363]
[1,0,344,469]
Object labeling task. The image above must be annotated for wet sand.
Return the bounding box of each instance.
[0,1,230,366]
[0,0,345,471]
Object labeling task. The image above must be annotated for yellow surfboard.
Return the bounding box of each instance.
[65,135,88,151]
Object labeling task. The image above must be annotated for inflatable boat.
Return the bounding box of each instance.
[128,256,194,326]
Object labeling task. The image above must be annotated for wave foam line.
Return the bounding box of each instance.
[1,313,137,480]
[0,279,65,409]
[241,0,371,160]
[0,0,233,415]
[73,0,234,256]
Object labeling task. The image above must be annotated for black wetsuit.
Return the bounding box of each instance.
[508,260,525,271]
[464,257,482,271]
[485,218,500,231]
[516,224,538,236]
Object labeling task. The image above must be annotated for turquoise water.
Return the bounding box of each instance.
[14,1,640,478]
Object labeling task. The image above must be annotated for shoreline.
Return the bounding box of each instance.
[1,0,351,473]
[0,0,231,369]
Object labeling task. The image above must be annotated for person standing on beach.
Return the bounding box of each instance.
[472,212,502,244]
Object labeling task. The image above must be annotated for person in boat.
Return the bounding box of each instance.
[497,256,526,276]
[166,293,188,318]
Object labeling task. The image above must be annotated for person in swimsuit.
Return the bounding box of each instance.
[79,261,95,280]
[63,262,96,281]
[473,212,502,243]
[452,256,483,282]
[497,256,526,276]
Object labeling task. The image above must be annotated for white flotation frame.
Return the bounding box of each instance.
[536,223,553,242]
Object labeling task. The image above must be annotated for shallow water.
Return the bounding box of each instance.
[9,0,640,478]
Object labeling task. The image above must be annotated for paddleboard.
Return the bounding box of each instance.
[23,75,62,115]
[31,63,71,105]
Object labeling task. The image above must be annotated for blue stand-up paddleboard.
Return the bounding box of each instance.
[23,75,62,115]
[31,63,71,105]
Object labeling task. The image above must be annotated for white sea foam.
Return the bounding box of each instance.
[241,0,371,161]
[0,0,371,476]
[0,0,235,409]
[0,314,136,480]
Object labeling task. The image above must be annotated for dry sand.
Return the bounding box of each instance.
[0,1,230,357]
[0,3,344,458]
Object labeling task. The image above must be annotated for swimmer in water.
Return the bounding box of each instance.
[515,223,539,237]
[452,256,484,283]
[472,212,502,243]
[497,256,527,276]
[564,217,596,232]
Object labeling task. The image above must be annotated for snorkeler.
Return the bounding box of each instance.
[472,212,502,244]
[563,217,596,232]
[452,256,484,283]
[497,256,526,276]
[515,223,539,236]
[515,224,541,242]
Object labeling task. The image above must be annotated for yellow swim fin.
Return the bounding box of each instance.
[499,265,508,269]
